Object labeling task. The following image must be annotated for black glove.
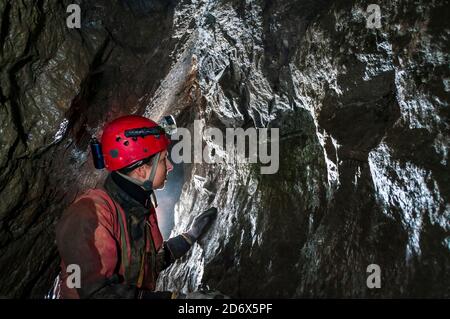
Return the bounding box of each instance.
[184,207,218,242]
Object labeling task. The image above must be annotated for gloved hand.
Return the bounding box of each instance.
[184,207,218,242]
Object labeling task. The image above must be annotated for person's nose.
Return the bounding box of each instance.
[166,157,173,172]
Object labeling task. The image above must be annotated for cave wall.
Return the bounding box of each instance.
[0,0,448,298]
[156,0,449,298]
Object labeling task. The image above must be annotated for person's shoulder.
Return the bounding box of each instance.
[81,188,111,203]
[82,188,116,211]
[66,188,116,220]
[56,189,116,242]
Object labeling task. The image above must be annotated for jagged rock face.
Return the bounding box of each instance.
[0,0,448,298]
[156,0,449,298]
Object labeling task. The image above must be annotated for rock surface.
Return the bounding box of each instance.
[0,0,448,298]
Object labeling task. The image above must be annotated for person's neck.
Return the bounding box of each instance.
[110,171,153,208]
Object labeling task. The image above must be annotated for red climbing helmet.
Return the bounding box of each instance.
[101,115,171,171]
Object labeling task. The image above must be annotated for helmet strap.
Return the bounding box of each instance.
[142,152,160,191]
[143,152,161,208]
[116,152,161,208]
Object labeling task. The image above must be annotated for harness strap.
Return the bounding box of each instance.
[112,200,130,280]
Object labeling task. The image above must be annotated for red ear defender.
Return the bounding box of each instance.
[96,115,172,171]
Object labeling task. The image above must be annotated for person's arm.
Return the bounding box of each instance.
[56,197,138,298]
[156,208,218,272]
[155,235,192,272]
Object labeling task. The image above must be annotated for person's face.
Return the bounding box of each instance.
[142,150,173,189]
[130,150,173,189]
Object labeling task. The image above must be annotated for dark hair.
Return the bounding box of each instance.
[118,154,155,175]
